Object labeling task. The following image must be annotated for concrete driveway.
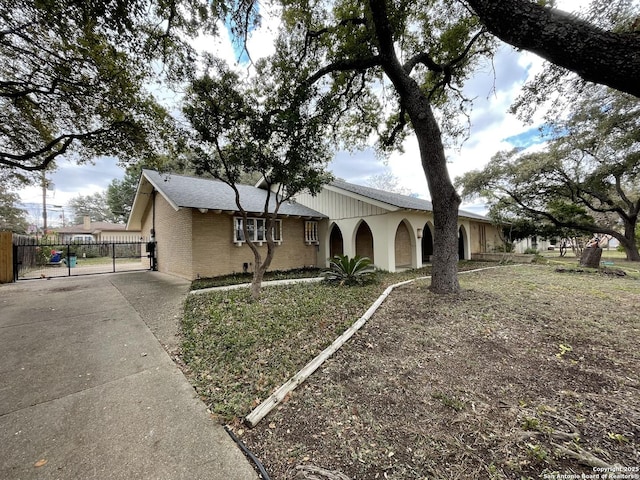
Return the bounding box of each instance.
[0,272,258,480]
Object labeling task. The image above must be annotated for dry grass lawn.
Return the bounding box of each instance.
[234,265,640,479]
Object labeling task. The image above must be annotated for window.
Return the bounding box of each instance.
[234,217,281,245]
[305,221,319,244]
[72,235,94,243]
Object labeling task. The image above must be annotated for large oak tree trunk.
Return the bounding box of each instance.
[369,0,461,293]
[621,221,640,261]
[410,101,461,293]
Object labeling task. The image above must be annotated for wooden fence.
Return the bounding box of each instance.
[0,231,13,283]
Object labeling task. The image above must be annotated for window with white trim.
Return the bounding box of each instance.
[234,217,281,244]
[305,221,319,244]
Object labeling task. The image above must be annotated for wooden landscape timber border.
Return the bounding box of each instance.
[244,265,507,427]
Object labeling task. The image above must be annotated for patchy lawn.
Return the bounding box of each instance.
[180,264,640,479]
[181,263,485,418]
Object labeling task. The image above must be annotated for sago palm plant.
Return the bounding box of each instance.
[324,254,377,286]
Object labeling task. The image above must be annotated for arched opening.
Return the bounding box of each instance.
[394,221,412,268]
[329,224,344,258]
[458,226,466,260]
[421,223,433,264]
[355,221,374,262]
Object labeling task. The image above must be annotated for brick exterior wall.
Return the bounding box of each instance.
[147,194,193,279]
[139,200,321,280]
[190,212,320,279]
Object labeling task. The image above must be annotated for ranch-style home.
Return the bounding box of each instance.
[127,170,502,280]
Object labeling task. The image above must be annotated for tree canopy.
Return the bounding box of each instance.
[182,57,334,298]
[0,189,29,233]
[68,192,116,225]
[268,0,495,292]
[457,86,640,261]
[0,0,252,178]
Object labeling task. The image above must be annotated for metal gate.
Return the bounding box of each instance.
[13,237,155,280]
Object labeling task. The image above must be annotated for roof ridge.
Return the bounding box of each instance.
[142,169,256,187]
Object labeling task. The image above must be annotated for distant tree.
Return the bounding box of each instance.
[457,87,640,261]
[106,168,140,224]
[366,169,413,196]
[0,189,29,233]
[183,59,333,299]
[69,192,115,225]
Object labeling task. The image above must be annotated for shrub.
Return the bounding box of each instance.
[324,254,377,286]
[524,247,539,255]
[493,243,514,253]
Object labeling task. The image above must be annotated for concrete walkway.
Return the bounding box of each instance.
[0,272,258,480]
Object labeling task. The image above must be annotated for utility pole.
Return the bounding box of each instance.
[41,171,55,233]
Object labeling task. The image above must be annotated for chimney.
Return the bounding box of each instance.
[83,215,91,230]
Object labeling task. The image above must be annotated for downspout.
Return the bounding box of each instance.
[151,189,157,271]
[151,189,156,239]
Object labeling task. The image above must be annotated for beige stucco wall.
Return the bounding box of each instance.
[467,220,502,254]
[325,211,431,271]
[304,185,502,272]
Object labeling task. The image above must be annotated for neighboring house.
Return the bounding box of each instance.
[513,236,559,253]
[294,179,502,272]
[127,170,502,280]
[126,170,328,280]
[54,216,141,243]
[514,235,619,253]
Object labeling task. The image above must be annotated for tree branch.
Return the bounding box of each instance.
[0,123,128,171]
[382,104,408,147]
[466,0,640,97]
[305,56,383,86]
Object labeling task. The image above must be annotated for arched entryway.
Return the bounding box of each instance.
[421,223,433,264]
[329,224,344,258]
[355,221,374,262]
[394,221,412,268]
[458,226,467,260]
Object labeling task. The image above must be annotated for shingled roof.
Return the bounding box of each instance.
[142,170,326,218]
[330,179,488,221]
